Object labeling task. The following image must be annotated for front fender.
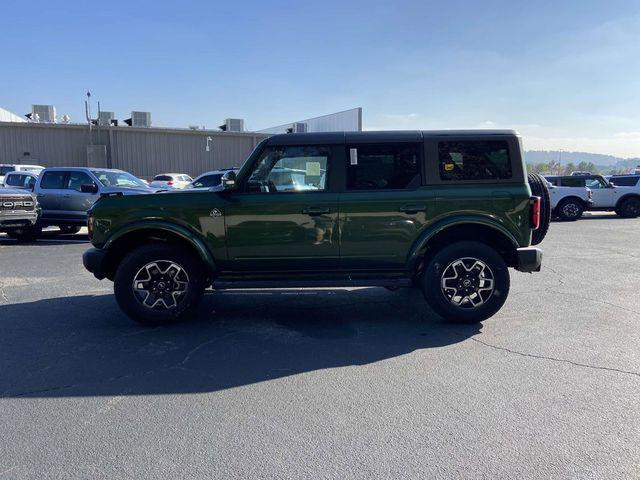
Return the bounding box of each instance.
[104,220,217,272]
[406,215,521,271]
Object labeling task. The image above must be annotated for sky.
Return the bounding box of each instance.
[2,0,640,157]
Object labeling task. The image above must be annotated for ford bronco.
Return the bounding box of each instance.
[83,130,549,325]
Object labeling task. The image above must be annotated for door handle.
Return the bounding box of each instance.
[63,194,71,198]
[399,205,426,214]
[302,207,330,216]
[36,194,45,198]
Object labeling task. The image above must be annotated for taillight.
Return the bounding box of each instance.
[167,180,174,186]
[530,196,541,230]
[87,212,94,239]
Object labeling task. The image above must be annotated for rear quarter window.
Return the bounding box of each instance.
[611,177,639,186]
[439,140,512,181]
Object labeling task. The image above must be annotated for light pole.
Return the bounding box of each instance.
[205,136,213,152]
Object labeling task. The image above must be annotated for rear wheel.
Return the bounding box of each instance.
[617,197,640,218]
[556,198,584,221]
[422,241,510,324]
[114,244,207,325]
[527,173,551,244]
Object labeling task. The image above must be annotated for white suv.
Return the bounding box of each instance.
[546,174,640,218]
[543,178,593,221]
[0,164,45,186]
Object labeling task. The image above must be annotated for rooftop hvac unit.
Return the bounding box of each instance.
[32,105,56,123]
[220,118,244,132]
[131,111,151,127]
[290,122,308,133]
[98,111,115,126]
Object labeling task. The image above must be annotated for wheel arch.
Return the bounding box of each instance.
[102,222,216,281]
[408,218,521,276]
[558,195,589,208]
[615,193,640,209]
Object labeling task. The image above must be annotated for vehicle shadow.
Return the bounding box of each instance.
[0,289,481,398]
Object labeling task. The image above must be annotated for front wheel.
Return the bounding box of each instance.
[7,225,42,242]
[114,244,207,325]
[59,225,81,234]
[422,241,510,324]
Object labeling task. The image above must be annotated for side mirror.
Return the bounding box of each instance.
[80,183,99,194]
[221,171,237,191]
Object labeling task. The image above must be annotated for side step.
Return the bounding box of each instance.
[212,278,413,290]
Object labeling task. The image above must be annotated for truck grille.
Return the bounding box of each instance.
[0,196,35,211]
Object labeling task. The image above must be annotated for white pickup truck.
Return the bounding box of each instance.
[545,174,640,218]
[542,177,593,221]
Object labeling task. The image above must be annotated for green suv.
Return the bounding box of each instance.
[83,130,548,325]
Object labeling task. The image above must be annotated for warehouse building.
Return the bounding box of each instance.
[0,106,362,179]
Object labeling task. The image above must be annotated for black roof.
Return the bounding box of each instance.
[266,129,519,146]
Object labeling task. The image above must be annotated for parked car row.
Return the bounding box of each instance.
[0,164,242,241]
[545,174,640,220]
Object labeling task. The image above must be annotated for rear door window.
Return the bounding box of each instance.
[346,143,421,190]
[439,141,511,181]
[40,171,67,189]
[154,175,173,181]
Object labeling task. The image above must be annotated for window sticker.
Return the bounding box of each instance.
[444,162,455,171]
[350,148,358,165]
[306,161,321,176]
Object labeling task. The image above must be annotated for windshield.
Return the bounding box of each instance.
[192,173,223,188]
[91,170,148,189]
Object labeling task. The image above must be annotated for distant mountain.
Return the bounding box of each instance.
[525,150,639,167]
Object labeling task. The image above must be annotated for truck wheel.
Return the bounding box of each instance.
[59,226,81,234]
[422,241,510,324]
[527,173,551,244]
[7,225,42,242]
[114,244,207,325]
[556,198,584,221]
[617,197,640,218]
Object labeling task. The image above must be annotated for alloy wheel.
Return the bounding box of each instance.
[132,260,190,310]
[440,257,495,308]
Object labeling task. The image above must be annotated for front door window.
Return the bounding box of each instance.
[246,146,329,193]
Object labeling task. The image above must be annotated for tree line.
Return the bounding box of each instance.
[526,161,632,176]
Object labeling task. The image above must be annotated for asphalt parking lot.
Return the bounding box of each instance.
[1,215,639,479]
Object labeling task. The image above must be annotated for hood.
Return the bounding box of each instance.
[0,187,34,196]
[159,185,225,194]
[101,186,157,195]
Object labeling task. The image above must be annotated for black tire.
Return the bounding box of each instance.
[7,225,42,242]
[422,241,510,324]
[556,198,584,221]
[114,244,207,325]
[527,173,551,245]
[616,197,640,218]
[59,226,81,234]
